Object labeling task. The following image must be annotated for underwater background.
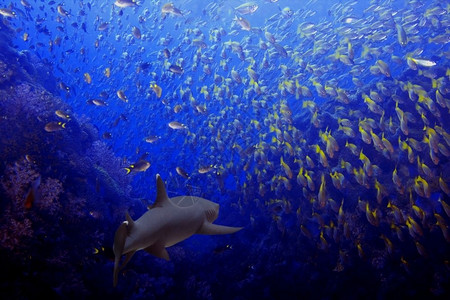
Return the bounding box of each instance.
[0,0,449,298]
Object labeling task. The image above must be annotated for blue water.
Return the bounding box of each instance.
[0,0,449,298]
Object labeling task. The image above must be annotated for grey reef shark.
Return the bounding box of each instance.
[113,174,243,286]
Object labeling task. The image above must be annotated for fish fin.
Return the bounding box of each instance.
[120,251,136,270]
[144,243,170,261]
[125,211,134,231]
[153,174,170,208]
[113,250,136,287]
[197,222,243,235]
[113,221,130,287]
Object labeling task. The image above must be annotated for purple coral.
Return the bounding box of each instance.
[86,140,132,197]
[13,82,68,118]
[87,141,128,180]
[1,158,40,211]
[0,210,33,251]
[0,60,13,84]
[37,177,64,216]
[64,192,87,223]
[0,159,64,215]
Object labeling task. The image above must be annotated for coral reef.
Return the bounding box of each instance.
[1,158,40,209]
[0,21,134,298]
[0,210,33,251]
[0,60,13,84]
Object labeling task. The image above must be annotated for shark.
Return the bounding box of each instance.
[113,174,243,286]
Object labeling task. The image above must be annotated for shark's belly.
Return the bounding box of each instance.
[163,212,203,247]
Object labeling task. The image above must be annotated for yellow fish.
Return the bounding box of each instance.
[150,83,162,98]
[104,67,111,78]
[84,72,92,84]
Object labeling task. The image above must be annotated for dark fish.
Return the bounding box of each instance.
[124,159,151,174]
[132,26,141,39]
[272,43,288,57]
[119,114,128,121]
[213,244,233,254]
[176,166,190,179]
[161,3,183,18]
[93,246,114,261]
[198,165,215,174]
[56,65,65,74]
[98,22,109,31]
[114,0,137,8]
[55,110,71,121]
[140,62,151,70]
[168,121,187,130]
[37,25,51,36]
[234,3,258,15]
[112,117,121,127]
[169,64,184,74]
[145,135,160,143]
[163,48,170,58]
[59,82,70,92]
[99,91,109,99]
[0,8,16,18]
[87,99,107,106]
[102,132,112,139]
[44,121,66,132]
[35,17,46,24]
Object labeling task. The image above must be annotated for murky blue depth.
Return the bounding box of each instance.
[0,0,449,299]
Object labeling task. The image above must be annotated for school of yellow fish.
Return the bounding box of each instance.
[4,0,450,272]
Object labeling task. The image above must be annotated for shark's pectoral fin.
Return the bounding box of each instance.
[120,250,136,270]
[197,222,243,235]
[113,250,136,287]
[113,221,129,287]
[113,215,136,287]
[144,243,170,261]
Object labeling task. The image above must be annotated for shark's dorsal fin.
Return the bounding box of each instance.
[152,174,170,208]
